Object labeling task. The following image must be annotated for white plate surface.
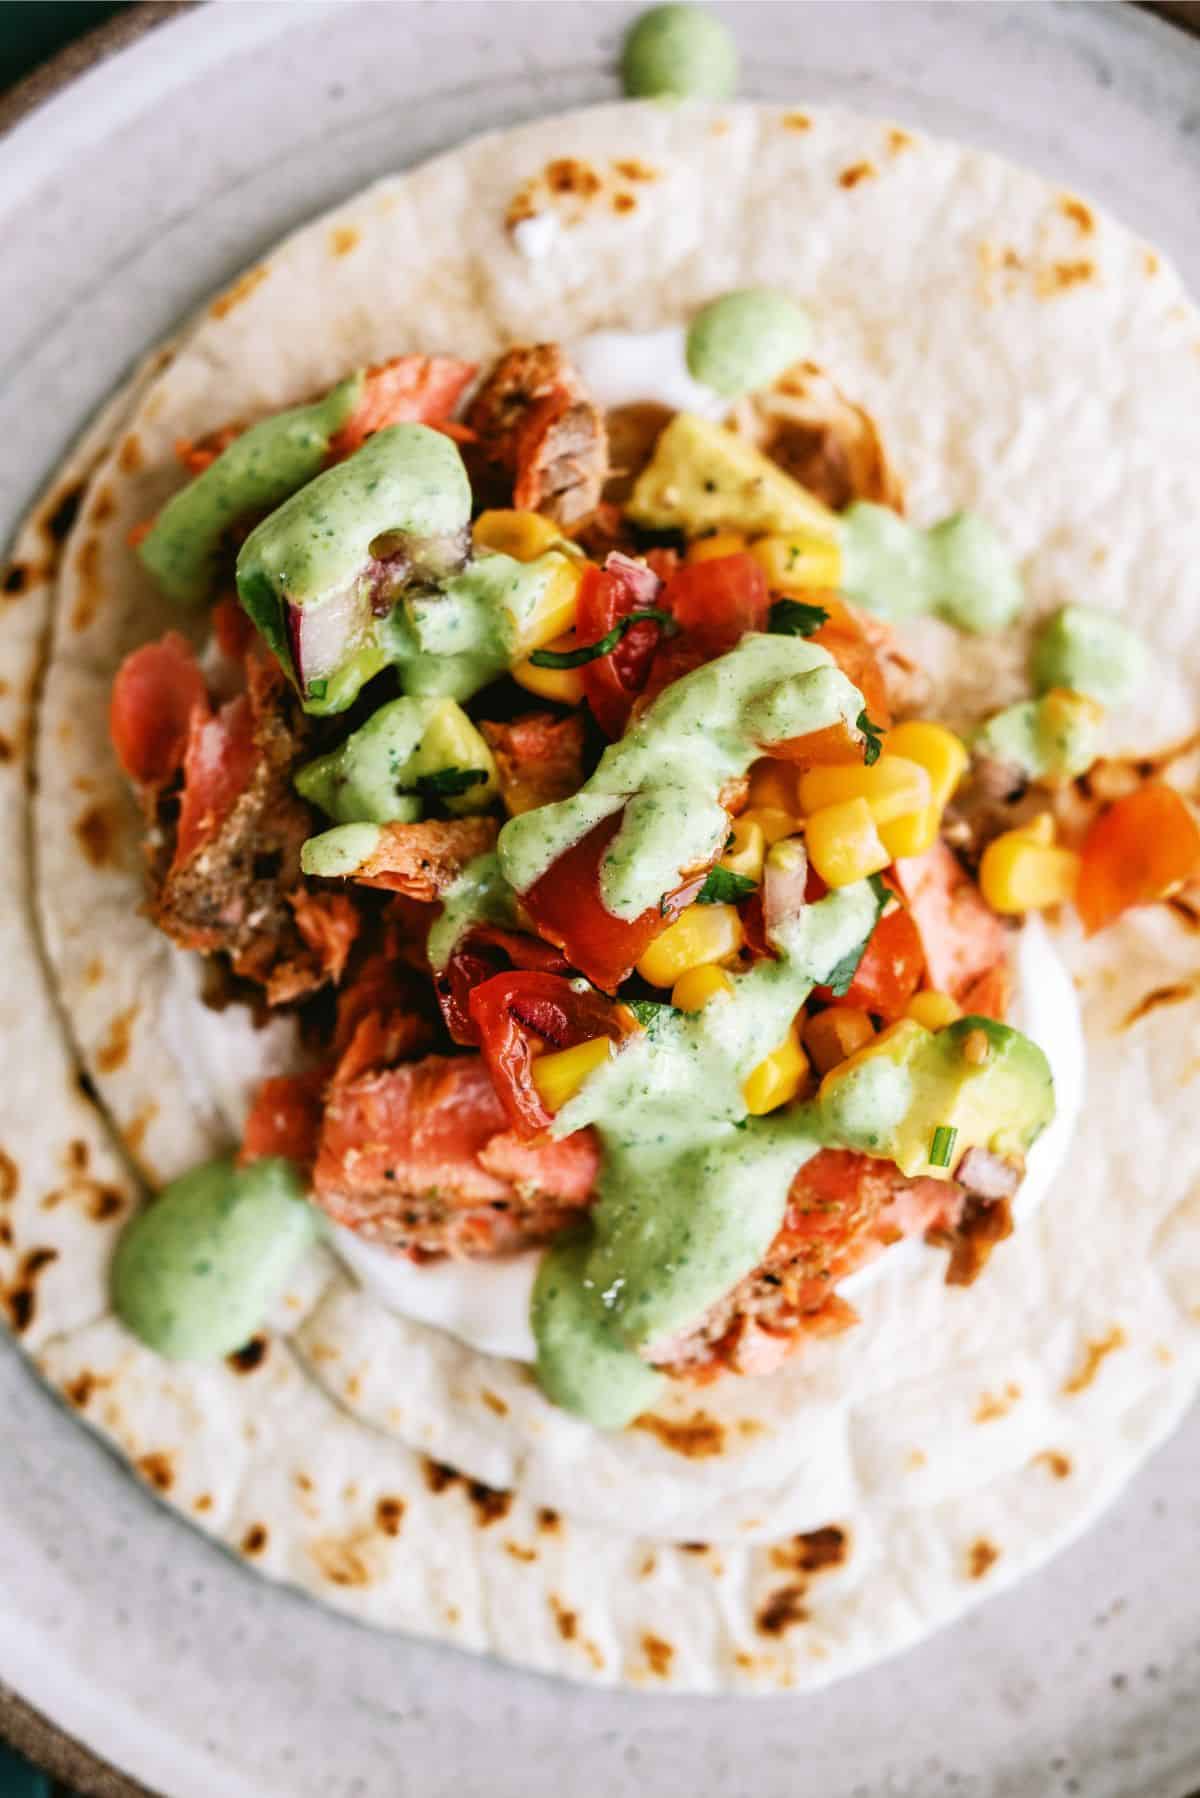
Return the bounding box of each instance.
[2,6,1199,1795]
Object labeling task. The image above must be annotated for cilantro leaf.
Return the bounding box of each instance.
[416,766,488,798]
[529,607,676,669]
[768,598,830,638]
[822,872,890,996]
[695,866,758,905]
[857,709,885,766]
[625,998,677,1036]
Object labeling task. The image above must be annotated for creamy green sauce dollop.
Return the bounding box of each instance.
[382,550,570,702]
[426,852,519,971]
[498,632,862,917]
[686,290,812,399]
[840,502,1023,633]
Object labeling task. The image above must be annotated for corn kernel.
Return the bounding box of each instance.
[802,1006,875,1075]
[740,806,798,847]
[518,555,583,651]
[472,508,563,561]
[979,830,1081,914]
[636,903,745,988]
[883,721,969,809]
[805,797,892,887]
[687,531,747,564]
[748,533,842,592]
[879,804,940,860]
[671,964,736,1011]
[720,816,765,882]
[530,1036,614,1111]
[743,1024,811,1115]
[1013,811,1056,846]
[747,758,799,813]
[799,755,932,826]
[904,990,962,1031]
[511,635,587,704]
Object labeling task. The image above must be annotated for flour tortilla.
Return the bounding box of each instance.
[7,101,1200,1687]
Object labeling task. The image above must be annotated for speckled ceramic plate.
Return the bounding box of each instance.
[3,6,1200,1794]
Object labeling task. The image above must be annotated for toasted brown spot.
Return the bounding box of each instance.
[782,111,811,132]
[770,1525,849,1575]
[505,1541,537,1563]
[641,1632,674,1677]
[88,1185,125,1223]
[838,161,876,189]
[967,1538,1000,1580]
[679,1541,709,1555]
[1038,259,1095,295]
[210,265,269,320]
[974,1381,1022,1423]
[4,1246,58,1333]
[0,1221,11,1246]
[74,802,118,869]
[480,1388,508,1416]
[125,1102,159,1155]
[310,1535,372,1587]
[504,183,539,230]
[329,225,360,257]
[137,1451,174,1493]
[375,1496,405,1537]
[345,1372,362,1401]
[1122,980,1198,1029]
[84,957,105,988]
[1167,893,1200,934]
[613,192,637,214]
[467,1480,511,1527]
[544,158,601,198]
[241,1523,268,1556]
[65,1141,89,1175]
[550,1596,577,1640]
[64,1370,106,1408]
[0,734,15,766]
[295,1472,314,1493]
[1058,194,1095,235]
[639,1551,657,1579]
[633,1410,724,1458]
[423,1457,458,1495]
[537,1506,560,1534]
[612,158,659,182]
[91,486,116,525]
[117,433,143,475]
[193,1493,213,1514]
[69,536,103,633]
[1063,1325,1127,1394]
[711,119,730,136]
[756,1583,809,1636]
[2,563,29,597]
[0,1151,17,1203]
[97,1006,137,1074]
[887,127,914,154]
[1034,1449,1073,1480]
[43,482,84,547]
[1144,249,1160,276]
[227,1335,268,1374]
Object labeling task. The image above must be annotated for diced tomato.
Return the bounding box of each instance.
[212,592,255,661]
[666,553,769,655]
[813,901,924,1021]
[810,598,892,728]
[240,1070,326,1172]
[578,561,670,738]
[892,841,1010,1009]
[109,632,207,788]
[518,809,709,992]
[327,355,477,461]
[1076,783,1200,936]
[469,969,632,1135]
[173,691,258,868]
[436,925,569,1046]
[957,962,1012,1022]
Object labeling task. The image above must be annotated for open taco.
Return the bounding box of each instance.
[7,99,1200,1690]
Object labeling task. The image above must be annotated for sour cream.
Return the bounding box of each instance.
[570,325,728,420]
[340,916,1084,1363]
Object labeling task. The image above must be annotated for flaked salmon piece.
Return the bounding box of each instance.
[326,354,477,461]
[466,344,608,525]
[481,712,586,817]
[344,815,499,900]
[892,840,1011,1010]
[313,1055,599,1258]
[109,632,208,792]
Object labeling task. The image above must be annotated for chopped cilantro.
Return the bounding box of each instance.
[768,598,830,638]
[695,866,758,905]
[929,1124,958,1169]
[822,872,890,996]
[529,607,676,669]
[306,678,328,701]
[857,709,885,766]
[416,766,488,798]
[626,998,677,1036]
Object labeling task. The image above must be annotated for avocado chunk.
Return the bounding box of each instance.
[295,695,499,823]
[1031,603,1147,708]
[974,688,1104,780]
[626,411,837,540]
[818,1015,1054,1179]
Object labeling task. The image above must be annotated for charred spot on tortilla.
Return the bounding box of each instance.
[1058,194,1095,235]
[227,1334,269,1374]
[64,1371,105,1409]
[756,1584,810,1636]
[42,480,84,548]
[375,1496,405,1537]
[193,1493,213,1514]
[1038,259,1095,296]
[125,1102,159,1155]
[69,535,103,633]
[91,486,116,525]
[137,1451,175,1493]
[1122,979,1198,1029]
[611,159,659,182]
[480,1388,509,1416]
[537,1507,561,1534]
[329,226,360,258]
[117,433,143,475]
[241,1522,269,1555]
[550,1596,578,1640]
[632,1410,725,1458]
[967,1538,1000,1580]
[0,1152,16,1204]
[544,158,601,200]
[2,563,29,596]
[4,1246,58,1333]
[1034,1450,1073,1480]
[974,1382,1022,1423]
[679,1541,709,1554]
[888,127,914,154]
[505,1541,537,1563]
[64,1141,89,1175]
[782,111,811,131]
[613,192,637,215]
[0,733,15,764]
[1062,1325,1127,1395]
[96,1006,138,1074]
[209,264,269,320]
[770,1525,849,1575]
[838,161,877,189]
[641,1633,674,1677]
[74,801,119,869]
